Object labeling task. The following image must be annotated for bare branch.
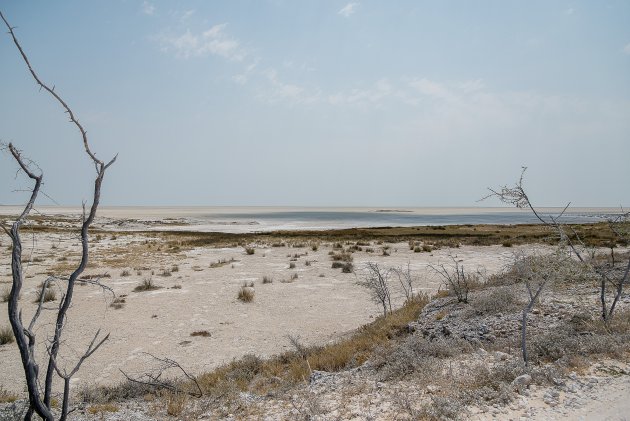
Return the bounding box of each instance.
[120,353,203,398]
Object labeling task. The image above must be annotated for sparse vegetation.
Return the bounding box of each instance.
[0,326,15,345]
[109,297,126,310]
[0,386,18,403]
[245,246,255,255]
[87,403,119,414]
[34,284,56,303]
[262,275,273,284]
[238,286,255,302]
[191,330,211,337]
[120,269,131,277]
[133,278,160,292]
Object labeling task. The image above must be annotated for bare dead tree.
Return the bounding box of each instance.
[392,262,415,301]
[429,257,478,303]
[358,262,393,317]
[511,252,569,366]
[483,168,630,323]
[1,11,116,420]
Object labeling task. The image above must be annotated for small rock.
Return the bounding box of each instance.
[495,351,510,361]
[512,374,532,390]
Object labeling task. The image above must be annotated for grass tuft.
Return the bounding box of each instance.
[238,286,255,302]
[0,326,15,345]
[133,278,160,292]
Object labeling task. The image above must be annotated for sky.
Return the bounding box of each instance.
[1,1,629,207]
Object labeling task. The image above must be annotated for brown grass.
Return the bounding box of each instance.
[87,403,119,414]
[0,386,18,403]
[238,286,255,302]
[191,330,211,337]
[133,278,160,292]
[0,326,14,345]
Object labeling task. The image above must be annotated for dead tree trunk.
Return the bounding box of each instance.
[1,11,116,420]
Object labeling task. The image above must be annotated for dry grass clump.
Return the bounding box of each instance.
[34,284,56,303]
[109,297,126,310]
[0,325,15,345]
[262,275,273,284]
[330,251,353,262]
[244,246,255,255]
[332,261,354,272]
[289,262,296,269]
[210,257,236,268]
[120,269,131,277]
[87,403,119,414]
[191,330,211,337]
[160,268,172,277]
[0,386,18,403]
[238,286,255,302]
[166,392,188,416]
[133,278,160,292]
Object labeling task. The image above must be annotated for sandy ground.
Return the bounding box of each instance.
[0,229,540,395]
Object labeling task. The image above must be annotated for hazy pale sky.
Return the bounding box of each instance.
[1,1,629,207]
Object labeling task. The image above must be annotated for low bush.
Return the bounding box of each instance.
[262,275,273,284]
[472,287,521,315]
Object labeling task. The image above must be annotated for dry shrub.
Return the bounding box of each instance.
[35,286,56,303]
[457,361,519,406]
[120,269,131,277]
[238,286,254,302]
[330,252,353,262]
[245,247,255,255]
[191,330,211,337]
[472,286,521,315]
[166,392,188,416]
[373,336,469,380]
[262,275,273,284]
[417,396,467,421]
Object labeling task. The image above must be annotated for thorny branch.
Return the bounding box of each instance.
[1,10,117,420]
